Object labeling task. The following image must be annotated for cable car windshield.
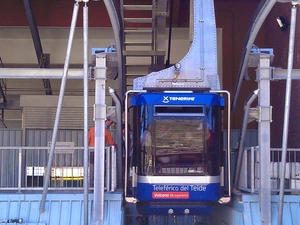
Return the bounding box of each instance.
[140,117,214,176]
[155,118,205,155]
[135,103,221,177]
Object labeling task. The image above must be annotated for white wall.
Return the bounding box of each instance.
[0,27,222,128]
[0,27,191,65]
[0,26,193,95]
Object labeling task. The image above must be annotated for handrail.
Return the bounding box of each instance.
[236,146,300,194]
[234,89,259,191]
[0,146,116,193]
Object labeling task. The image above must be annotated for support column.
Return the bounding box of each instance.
[93,54,107,225]
[258,55,272,225]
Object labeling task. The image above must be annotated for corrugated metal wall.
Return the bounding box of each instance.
[23,107,94,129]
[25,129,84,147]
[25,129,86,170]
[0,129,22,146]
[0,129,22,187]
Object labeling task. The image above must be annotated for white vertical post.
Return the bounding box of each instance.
[106,147,111,192]
[18,148,22,192]
[83,1,89,225]
[258,55,271,225]
[93,54,107,225]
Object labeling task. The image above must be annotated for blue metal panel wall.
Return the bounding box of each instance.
[0,192,123,225]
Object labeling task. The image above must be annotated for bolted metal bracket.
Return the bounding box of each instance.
[248,106,273,123]
[259,106,273,122]
[93,104,106,121]
[248,108,259,123]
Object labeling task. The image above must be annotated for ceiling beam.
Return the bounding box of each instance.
[23,0,52,95]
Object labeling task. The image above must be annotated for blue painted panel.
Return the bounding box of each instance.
[132,93,223,106]
[0,223,46,225]
[214,194,300,225]
[137,182,220,202]
[0,192,123,225]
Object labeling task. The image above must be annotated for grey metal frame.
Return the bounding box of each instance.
[236,41,300,224]
[237,146,300,194]
[257,55,272,225]
[0,146,117,192]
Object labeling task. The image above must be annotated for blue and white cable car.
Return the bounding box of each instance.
[124,0,231,217]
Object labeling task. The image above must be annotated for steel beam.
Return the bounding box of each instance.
[272,67,300,80]
[0,68,84,79]
[23,0,52,95]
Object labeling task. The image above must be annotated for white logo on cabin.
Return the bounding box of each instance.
[163,96,196,103]
[163,96,169,103]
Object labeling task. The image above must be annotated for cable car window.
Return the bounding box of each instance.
[155,106,203,114]
[154,118,209,175]
[136,105,221,176]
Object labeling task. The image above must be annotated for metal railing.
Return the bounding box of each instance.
[237,146,300,194]
[0,146,117,192]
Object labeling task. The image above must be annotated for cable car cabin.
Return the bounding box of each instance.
[124,91,229,216]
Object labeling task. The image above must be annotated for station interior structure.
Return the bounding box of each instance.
[1,0,300,225]
[0,0,264,130]
[1,0,299,148]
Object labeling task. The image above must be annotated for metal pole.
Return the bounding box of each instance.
[93,54,107,225]
[106,147,111,191]
[18,148,22,193]
[39,1,79,214]
[0,68,85,79]
[108,87,123,189]
[111,146,117,191]
[83,1,89,225]
[234,89,259,190]
[278,3,297,225]
[258,55,272,225]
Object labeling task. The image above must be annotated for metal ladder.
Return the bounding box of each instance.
[120,0,169,90]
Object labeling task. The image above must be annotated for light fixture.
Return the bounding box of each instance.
[276,16,289,31]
